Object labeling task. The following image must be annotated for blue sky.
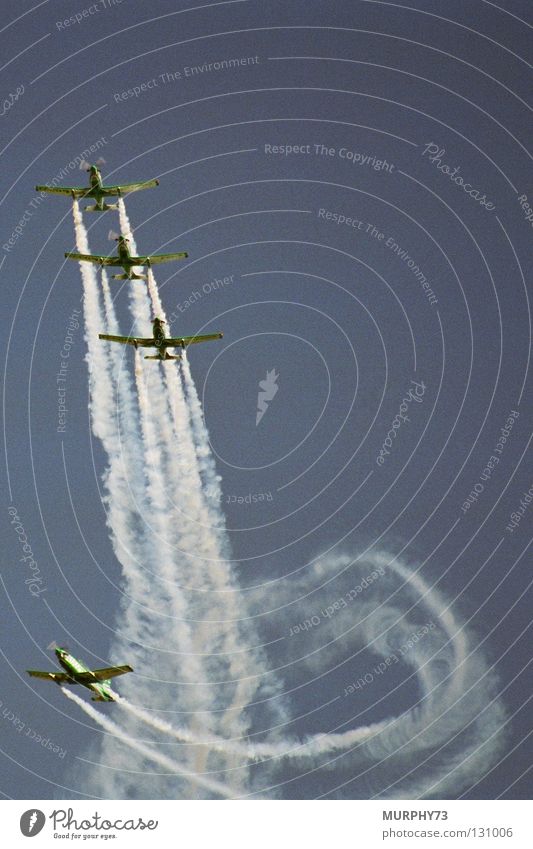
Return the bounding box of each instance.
[1,0,532,800]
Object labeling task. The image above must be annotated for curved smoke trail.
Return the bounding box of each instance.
[244,550,508,798]
[114,549,507,799]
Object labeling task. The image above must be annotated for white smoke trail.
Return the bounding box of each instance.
[113,206,285,788]
[116,202,238,791]
[180,353,229,550]
[117,198,136,246]
[72,202,116,446]
[72,202,148,590]
[242,550,508,798]
[70,204,214,796]
[142,272,260,786]
[100,268,119,333]
[115,692,389,761]
[62,689,234,799]
[146,267,166,319]
[144,266,286,750]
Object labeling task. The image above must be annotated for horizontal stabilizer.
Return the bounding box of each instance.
[85,203,118,212]
[144,354,182,361]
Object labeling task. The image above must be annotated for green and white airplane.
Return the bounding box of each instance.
[65,235,188,280]
[36,164,159,212]
[99,317,223,361]
[27,646,133,702]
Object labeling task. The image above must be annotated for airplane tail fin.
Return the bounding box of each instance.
[111,273,146,281]
[92,686,114,702]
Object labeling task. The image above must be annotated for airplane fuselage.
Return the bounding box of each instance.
[56,649,113,701]
[152,318,166,348]
[150,318,177,360]
[88,168,103,189]
[83,167,118,212]
[115,237,144,279]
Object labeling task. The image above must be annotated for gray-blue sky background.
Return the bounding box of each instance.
[1,0,532,800]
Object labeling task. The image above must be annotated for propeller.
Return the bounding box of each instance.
[79,156,106,171]
[108,229,120,241]
[47,640,69,652]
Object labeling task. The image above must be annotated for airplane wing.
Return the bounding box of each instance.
[99,334,155,347]
[76,665,133,682]
[165,333,223,347]
[102,179,159,196]
[35,185,89,197]
[65,252,122,266]
[132,252,188,265]
[27,670,70,683]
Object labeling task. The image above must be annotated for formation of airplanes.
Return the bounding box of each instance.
[27,166,225,699]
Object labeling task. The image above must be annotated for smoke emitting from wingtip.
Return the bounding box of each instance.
[67,201,507,800]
